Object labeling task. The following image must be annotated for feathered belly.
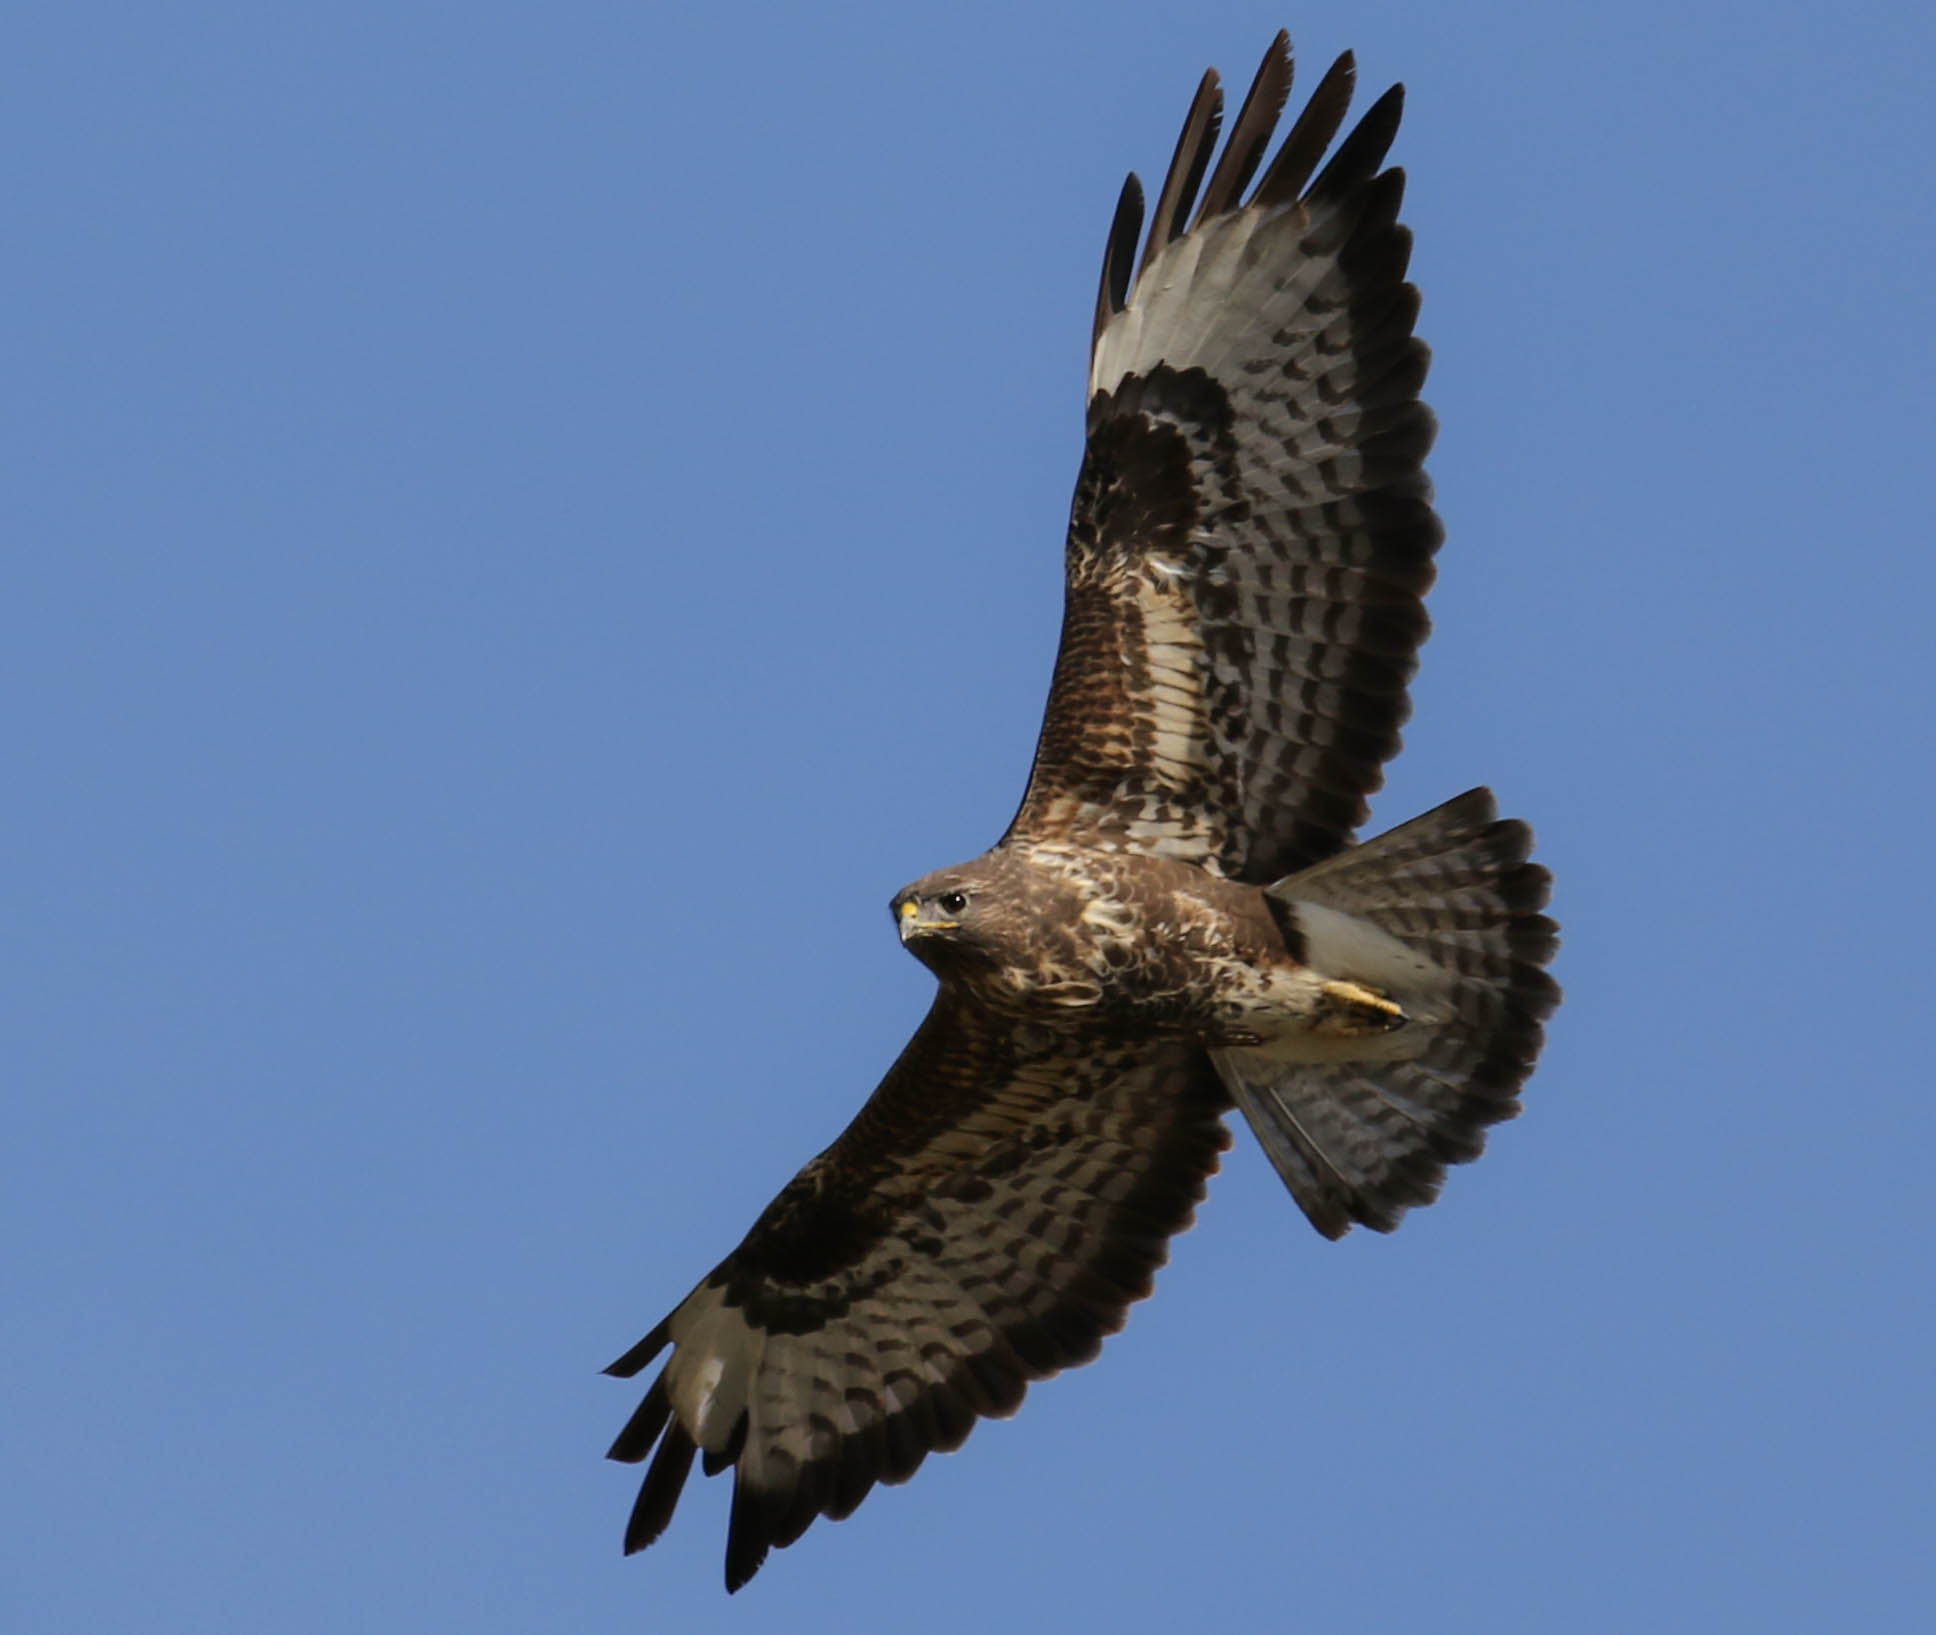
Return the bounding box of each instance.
[961,891,1265,1040]
[964,893,1429,1067]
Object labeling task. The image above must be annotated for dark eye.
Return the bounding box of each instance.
[937,891,969,915]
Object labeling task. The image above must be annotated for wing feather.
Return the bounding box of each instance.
[1192,31,1293,226]
[606,996,1231,1591]
[1254,50,1357,208]
[1008,41,1441,883]
[1140,68,1222,269]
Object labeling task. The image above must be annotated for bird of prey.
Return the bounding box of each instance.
[606,29,1559,1591]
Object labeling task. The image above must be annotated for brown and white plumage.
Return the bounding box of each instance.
[607,30,1558,1591]
[1013,43,1437,882]
[607,1014,1231,1589]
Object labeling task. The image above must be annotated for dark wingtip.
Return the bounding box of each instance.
[1192,29,1293,226]
[1312,80,1405,201]
[1139,67,1223,279]
[622,1420,697,1555]
[724,1471,774,1592]
[1445,786,1501,827]
[605,1374,672,1464]
[1092,171,1145,354]
[603,1317,671,1379]
[1253,48,1356,208]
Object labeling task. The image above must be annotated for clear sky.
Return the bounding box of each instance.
[7,2,1933,1630]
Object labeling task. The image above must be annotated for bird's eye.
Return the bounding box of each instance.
[937,891,969,915]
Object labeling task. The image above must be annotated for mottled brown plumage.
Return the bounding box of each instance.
[607,29,1559,1591]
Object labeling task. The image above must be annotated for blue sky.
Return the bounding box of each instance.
[7,2,1933,1629]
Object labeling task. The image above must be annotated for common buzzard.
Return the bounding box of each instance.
[606,29,1559,1590]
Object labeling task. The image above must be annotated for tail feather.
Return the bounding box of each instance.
[1215,788,1559,1239]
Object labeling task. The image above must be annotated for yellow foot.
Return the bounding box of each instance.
[1315,979,1408,1036]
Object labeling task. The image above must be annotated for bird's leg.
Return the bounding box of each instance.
[1312,979,1408,1036]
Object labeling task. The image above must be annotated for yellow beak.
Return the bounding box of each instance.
[898,899,957,940]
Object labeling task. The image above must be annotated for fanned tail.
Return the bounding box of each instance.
[1214,789,1559,1238]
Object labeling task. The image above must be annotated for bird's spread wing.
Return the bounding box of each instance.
[605,997,1231,1590]
[1005,35,1442,883]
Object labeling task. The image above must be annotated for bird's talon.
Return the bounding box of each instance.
[1317,979,1408,1034]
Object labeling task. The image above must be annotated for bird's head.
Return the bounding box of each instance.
[890,857,1015,974]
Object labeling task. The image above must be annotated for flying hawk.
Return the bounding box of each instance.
[607,30,1559,1590]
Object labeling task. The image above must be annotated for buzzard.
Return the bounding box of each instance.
[607,29,1559,1590]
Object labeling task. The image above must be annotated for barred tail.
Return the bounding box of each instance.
[1215,788,1560,1239]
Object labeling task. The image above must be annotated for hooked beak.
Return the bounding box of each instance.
[897,899,957,942]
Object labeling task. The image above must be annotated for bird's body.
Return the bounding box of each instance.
[897,841,1412,1055]
[606,29,1560,1591]
[897,842,1288,1033]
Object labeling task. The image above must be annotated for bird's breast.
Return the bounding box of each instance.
[961,847,1266,1035]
